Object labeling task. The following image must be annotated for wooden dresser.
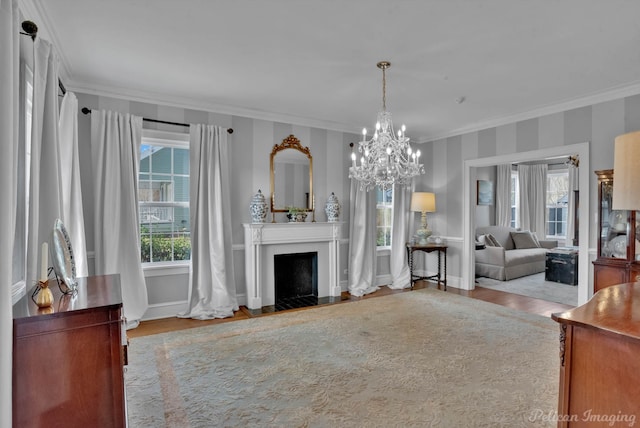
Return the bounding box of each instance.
[551,283,640,426]
[12,274,126,428]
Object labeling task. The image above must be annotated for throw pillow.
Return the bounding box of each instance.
[484,233,502,247]
[510,230,540,249]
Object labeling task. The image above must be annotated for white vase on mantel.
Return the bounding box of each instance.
[325,192,340,222]
[249,190,268,223]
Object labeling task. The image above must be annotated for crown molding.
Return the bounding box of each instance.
[418,80,640,143]
[72,78,640,145]
[66,80,361,136]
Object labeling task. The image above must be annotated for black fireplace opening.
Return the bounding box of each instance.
[274,252,318,310]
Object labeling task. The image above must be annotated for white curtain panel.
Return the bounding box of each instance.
[0,0,19,423]
[496,164,512,227]
[91,110,148,327]
[518,164,547,238]
[348,181,378,296]
[27,39,64,284]
[59,92,88,277]
[565,165,579,246]
[388,184,411,289]
[179,124,238,320]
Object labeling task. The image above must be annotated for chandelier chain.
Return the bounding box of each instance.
[382,66,386,111]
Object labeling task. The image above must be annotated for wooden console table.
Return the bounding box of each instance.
[406,243,447,290]
[12,274,126,428]
[551,283,640,426]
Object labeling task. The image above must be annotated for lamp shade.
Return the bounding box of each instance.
[612,130,640,211]
[410,192,436,212]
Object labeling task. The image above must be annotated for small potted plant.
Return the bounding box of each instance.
[286,206,307,222]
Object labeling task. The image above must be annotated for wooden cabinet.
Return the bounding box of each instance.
[12,274,126,428]
[552,283,640,426]
[593,169,640,292]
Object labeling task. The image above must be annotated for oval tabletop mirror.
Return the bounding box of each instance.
[51,218,78,293]
[270,134,313,221]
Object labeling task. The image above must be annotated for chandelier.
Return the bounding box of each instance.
[349,61,424,190]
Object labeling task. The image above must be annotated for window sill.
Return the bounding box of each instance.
[377,247,391,256]
[142,262,190,277]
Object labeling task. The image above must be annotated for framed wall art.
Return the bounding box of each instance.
[477,180,493,206]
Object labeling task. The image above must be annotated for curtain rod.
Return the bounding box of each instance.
[20,20,67,96]
[80,107,234,134]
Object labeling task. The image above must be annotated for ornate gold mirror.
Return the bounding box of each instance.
[270,135,313,219]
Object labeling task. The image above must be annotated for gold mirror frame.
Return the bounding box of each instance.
[270,134,314,222]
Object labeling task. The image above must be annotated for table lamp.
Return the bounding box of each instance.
[410,192,436,244]
[612,130,640,211]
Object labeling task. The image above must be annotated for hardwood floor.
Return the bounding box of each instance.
[128,281,574,338]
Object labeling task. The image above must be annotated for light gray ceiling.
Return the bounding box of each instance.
[24,0,640,142]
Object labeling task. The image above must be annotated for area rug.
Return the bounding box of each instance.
[126,289,560,427]
[476,272,578,306]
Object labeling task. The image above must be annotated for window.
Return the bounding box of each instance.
[13,63,33,294]
[546,171,569,239]
[510,168,569,238]
[139,130,190,264]
[376,187,393,247]
[510,171,518,228]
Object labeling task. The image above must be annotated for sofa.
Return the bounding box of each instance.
[475,225,557,281]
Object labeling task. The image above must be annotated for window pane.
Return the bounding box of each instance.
[173,234,191,261]
[139,180,151,202]
[174,176,189,203]
[140,145,151,173]
[140,225,151,263]
[150,148,171,174]
[376,187,393,247]
[175,207,190,232]
[174,148,189,175]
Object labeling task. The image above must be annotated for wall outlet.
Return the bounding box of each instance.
[343,269,348,275]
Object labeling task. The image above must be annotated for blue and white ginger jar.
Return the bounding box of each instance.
[249,190,268,223]
[325,192,340,222]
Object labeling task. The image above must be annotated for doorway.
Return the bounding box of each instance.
[461,142,591,306]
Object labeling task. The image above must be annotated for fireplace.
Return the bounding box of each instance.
[243,222,342,309]
[274,252,318,309]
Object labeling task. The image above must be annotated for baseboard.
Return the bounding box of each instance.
[142,300,188,321]
[339,271,463,292]
[142,273,464,322]
[142,293,249,321]
[413,269,463,289]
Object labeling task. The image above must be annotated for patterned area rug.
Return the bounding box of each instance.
[475,272,578,306]
[126,289,560,427]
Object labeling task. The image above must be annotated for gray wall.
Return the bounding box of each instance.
[74,90,640,315]
[416,94,640,286]
[75,92,357,317]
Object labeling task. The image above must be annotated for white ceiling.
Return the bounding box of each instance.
[24,0,640,142]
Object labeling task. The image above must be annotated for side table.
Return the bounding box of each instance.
[406,243,447,290]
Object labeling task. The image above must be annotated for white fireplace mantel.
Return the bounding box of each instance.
[243,222,343,309]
